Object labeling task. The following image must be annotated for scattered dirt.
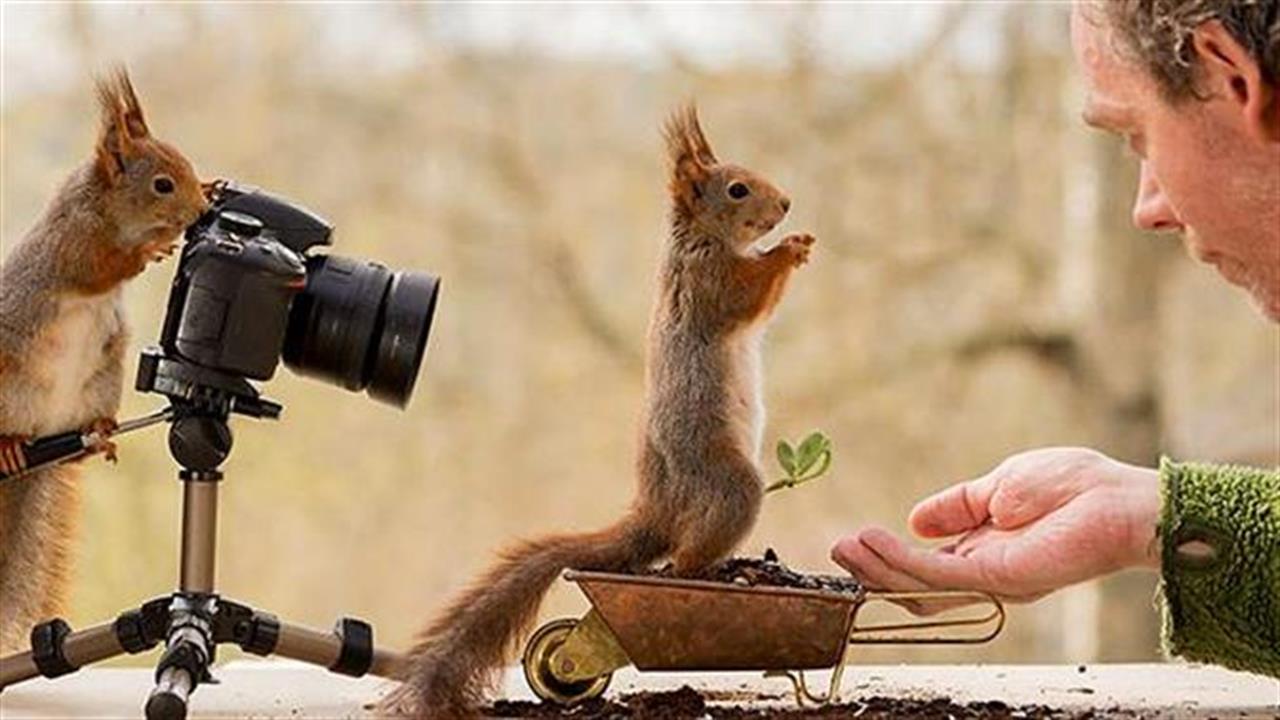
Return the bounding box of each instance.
[486,687,1141,719]
[644,548,863,596]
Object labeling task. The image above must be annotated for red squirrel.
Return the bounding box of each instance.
[382,105,815,717]
[0,69,207,653]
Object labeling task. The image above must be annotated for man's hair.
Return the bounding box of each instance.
[1102,0,1279,100]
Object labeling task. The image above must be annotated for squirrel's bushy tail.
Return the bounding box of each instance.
[0,466,80,655]
[379,513,664,718]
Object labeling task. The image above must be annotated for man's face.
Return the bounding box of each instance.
[1071,3,1280,320]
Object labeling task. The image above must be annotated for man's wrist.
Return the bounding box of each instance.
[1117,460,1163,569]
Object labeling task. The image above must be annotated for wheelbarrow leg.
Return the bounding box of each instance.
[764,639,852,705]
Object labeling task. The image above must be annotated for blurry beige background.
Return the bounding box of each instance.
[2,3,1276,670]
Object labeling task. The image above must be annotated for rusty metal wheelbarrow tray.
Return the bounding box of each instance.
[571,570,865,671]
[522,569,1005,706]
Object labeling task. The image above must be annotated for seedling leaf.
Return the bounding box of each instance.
[803,445,832,480]
[768,430,834,494]
[795,432,830,475]
[776,440,796,476]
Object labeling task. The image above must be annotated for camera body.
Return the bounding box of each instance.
[150,182,439,408]
[163,186,317,381]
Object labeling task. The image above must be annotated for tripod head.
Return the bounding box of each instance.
[0,349,283,483]
[135,347,282,473]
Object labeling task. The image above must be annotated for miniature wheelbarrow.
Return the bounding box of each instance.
[522,570,1005,706]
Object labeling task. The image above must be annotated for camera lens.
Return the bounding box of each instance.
[282,255,439,407]
[367,271,440,406]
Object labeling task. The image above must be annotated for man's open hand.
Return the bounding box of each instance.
[831,447,1162,610]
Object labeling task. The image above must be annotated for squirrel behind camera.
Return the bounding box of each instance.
[382,106,816,717]
[0,69,206,653]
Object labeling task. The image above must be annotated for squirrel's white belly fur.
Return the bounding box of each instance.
[33,292,122,433]
[727,327,766,465]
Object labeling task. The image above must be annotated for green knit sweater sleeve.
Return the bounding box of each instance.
[1158,457,1280,677]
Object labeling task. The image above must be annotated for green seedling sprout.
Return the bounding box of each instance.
[766,430,833,493]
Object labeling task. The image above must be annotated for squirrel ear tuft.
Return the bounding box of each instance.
[94,79,130,183]
[664,103,716,209]
[112,68,151,140]
[93,67,148,183]
[681,104,717,167]
[663,103,717,169]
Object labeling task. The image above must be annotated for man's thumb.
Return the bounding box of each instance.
[908,473,1000,538]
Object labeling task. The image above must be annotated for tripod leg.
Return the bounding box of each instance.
[144,597,215,720]
[146,666,194,720]
[0,620,129,688]
[139,470,223,720]
[271,618,403,679]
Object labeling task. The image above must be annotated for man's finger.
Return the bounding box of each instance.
[860,526,995,592]
[831,529,933,615]
[832,529,932,591]
[985,469,1082,531]
[908,471,1001,538]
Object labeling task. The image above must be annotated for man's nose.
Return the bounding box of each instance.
[1132,161,1183,233]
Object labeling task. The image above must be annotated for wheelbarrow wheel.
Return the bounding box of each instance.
[522,618,612,704]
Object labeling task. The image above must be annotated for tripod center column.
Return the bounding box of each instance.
[179,472,221,594]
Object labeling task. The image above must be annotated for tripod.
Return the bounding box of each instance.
[0,387,403,719]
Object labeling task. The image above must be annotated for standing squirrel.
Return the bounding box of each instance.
[382,105,816,717]
[0,69,207,654]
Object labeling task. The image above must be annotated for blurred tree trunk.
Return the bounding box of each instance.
[1057,66,1169,662]
[1086,133,1169,662]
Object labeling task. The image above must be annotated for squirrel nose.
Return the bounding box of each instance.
[780,197,791,213]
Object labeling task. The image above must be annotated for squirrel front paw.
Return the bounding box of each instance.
[82,418,120,464]
[0,434,32,475]
[778,233,817,267]
[142,238,178,264]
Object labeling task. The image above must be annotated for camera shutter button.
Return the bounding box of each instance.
[216,210,263,238]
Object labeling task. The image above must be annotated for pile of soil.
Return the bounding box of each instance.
[486,687,1138,719]
[645,548,863,596]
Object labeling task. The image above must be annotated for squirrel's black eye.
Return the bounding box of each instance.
[727,181,750,200]
[153,176,175,195]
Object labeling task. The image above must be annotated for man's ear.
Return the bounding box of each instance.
[1192,20,1280,143]
[663,104,713,212]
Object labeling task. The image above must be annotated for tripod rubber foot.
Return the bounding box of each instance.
[146,666,193,720]
[145,691,187,720]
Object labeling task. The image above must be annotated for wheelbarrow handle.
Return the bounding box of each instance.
[849,590,1006,644]
[766,590,1006,706]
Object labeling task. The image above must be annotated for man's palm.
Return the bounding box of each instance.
[831,448,1161,608]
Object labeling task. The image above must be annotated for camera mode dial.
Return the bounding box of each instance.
[216,211,263,239]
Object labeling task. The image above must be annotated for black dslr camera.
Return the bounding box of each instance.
[139,181,439,413]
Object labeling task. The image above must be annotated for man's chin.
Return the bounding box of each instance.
[1201,256,1278,323]
[1239,278,1280,324]
[1252,291,1280,324]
